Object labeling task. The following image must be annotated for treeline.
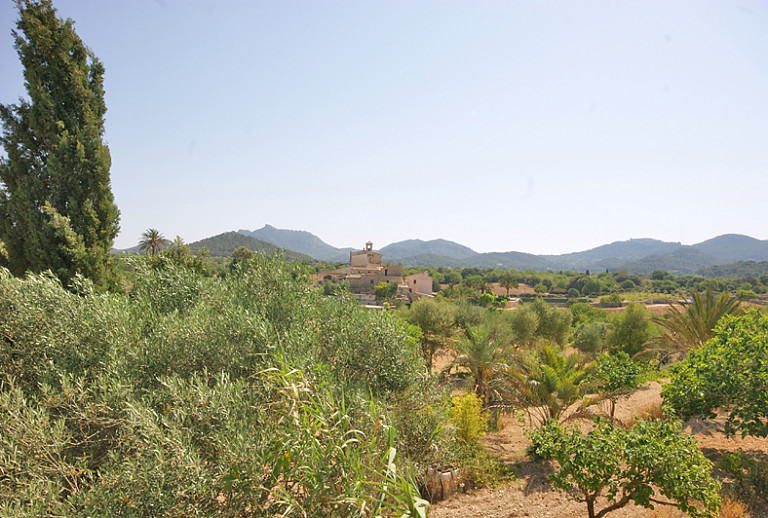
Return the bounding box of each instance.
[401,265,768,300]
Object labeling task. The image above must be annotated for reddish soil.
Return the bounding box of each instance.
[431,382,768,518]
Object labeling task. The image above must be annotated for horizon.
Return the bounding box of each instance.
[127,225,761,258]
[2,1,767,256]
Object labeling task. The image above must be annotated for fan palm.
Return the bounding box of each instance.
[645,288,742,359]
[138,228,169,256]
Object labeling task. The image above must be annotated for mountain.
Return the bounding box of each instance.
[379,239,477,260]
[543,238,683,270]
[205,227,768,274]
[617,247,720,275]
[464,251,557,270]
[189,231,311,261]
[691,234,768,263]
[239,225,353,262]
[389,254,466,268]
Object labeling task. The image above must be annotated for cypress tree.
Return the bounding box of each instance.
[0,0,120,287]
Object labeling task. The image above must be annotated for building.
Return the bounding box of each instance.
[318,242,404,294]
[404,271,433,297]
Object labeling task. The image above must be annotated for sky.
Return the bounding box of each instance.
[1,0,767,255]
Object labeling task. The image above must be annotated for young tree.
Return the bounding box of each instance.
[530,419,720,518]
[0,0,120,287]
[504,345,597,427]
[402,298,456,372]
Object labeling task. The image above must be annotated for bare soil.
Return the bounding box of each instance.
[431,382,768,518]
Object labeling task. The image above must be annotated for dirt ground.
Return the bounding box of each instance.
[431,382,768,518]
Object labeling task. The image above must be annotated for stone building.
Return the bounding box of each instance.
[318,242,403,294]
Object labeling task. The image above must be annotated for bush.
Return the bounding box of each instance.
[0,256,440,517]
[449,393,488,449]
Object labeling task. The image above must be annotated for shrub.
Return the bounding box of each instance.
[449,392,488,449]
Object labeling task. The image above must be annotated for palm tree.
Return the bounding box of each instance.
[448,324,511,408]
[644,288,742,360]
[138,228,169,256]
[503,345,598,428]
[500,273,518,297]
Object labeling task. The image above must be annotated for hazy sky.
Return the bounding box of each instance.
[1,0,767,254]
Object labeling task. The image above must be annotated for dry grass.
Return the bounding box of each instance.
[624,401,666,427]
[644,496,750,518]
[719,495,750,518]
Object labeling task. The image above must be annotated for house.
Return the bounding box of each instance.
[404,271,433,297]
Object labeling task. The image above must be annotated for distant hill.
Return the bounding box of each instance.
[698,261,768,278]
[389,253,466,268]
[163,227,768,275]
[239,225,352,262]
[189,231,311,261]
[691,234,768,263]
[617,247,720,275]
[465,251,556,270]
[543,238,682,270]
[379,239,477,260]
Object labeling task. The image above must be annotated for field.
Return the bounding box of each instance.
[433,382,768,518]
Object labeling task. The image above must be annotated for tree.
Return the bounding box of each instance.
[647,288,742,358]
[606,304,653,357]
[500,273,518,296]
[530,419,720,518]
[375,280,398,300]
[402,298,455,372]
[448,324,510,408]
[572,321,609,356]
[138,228,169,256]
[588,352,642,421]
[662,310,768,438]
[0,0,120,287]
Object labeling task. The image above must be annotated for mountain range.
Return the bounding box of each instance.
[231,226,768,275]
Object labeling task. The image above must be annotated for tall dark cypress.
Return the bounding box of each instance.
[0,0,120,287]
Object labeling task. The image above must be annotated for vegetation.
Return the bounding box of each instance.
[399,298,456,372]
[663,310,768,438]
[530,419,721,518]
[0,0,120,288]
[0,256,441,516]
[504,345,596,428]
[647,288,742,359]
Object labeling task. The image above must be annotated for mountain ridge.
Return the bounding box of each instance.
[114,225,768,275]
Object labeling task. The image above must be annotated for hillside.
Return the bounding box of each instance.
[379,239,477,260]
[544,238,682,270]
[698,260,768,278]
[692,233,768,263]
[189,231,311,261]
[238,225,353,261]
[617,246,719,275]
